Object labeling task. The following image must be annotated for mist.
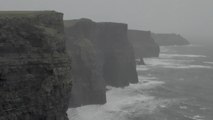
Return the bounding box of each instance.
[1,0,213,40]
[1,1,213,120]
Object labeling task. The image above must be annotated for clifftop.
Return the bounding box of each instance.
[0,11,65,57]
[0,11,61,17]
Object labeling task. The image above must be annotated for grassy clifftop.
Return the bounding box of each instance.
[0,11,61,17]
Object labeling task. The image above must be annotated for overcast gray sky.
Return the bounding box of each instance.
[0,0,213,40]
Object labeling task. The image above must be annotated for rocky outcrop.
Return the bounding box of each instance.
[64,19,106,107]
[128,30,160,60]
[152,33,190,46]
[97,23,138,87]
[65,19,138,107]
[0,11,72,120]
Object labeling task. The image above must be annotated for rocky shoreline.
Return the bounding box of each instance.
[0,11,190,120]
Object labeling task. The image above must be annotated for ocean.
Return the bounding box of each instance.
[67,41,213,120]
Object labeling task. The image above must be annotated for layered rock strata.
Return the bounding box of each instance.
[0,11,71,120]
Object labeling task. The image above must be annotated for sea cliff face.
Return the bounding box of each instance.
[0,11,72,120]
[65,19,138,107]
[128,30,160,59]
[64,19,106,107]
[152,33,190,46]
[97,23,138,87]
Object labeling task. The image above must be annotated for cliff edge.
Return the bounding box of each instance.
[97,23,138,87]
[0,11,72,120]
[128,30,160,59]
[65,19,138,107]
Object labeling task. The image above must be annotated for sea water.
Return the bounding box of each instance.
[67,41,213,120]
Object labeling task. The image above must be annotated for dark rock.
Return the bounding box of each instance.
[97,23,138,87]
[128,30,160,59]
[64,19,106,107]
[152,33,190,46]
[65,19,138,107]
[0,11,72,120]
[136,57,145,65]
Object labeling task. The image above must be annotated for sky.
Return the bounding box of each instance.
[0,0,213,40]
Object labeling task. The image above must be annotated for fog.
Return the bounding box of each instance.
[1,0,213,40]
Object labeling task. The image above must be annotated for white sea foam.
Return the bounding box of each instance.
[160,53,206,58]
[160,46,170,53]
[143,57,213,69]
[164,65,213,69]
[67,50,210,120]
[136,65,149,71]
[144,58,189,67]
[138,76,157,81]
[67,76,168,120]
[179,106,188,109]
[192,115,205,120]
[204,61,213,65]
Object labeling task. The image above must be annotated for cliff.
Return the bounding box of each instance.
[0,11,72,120]
[97,23,138,87]
[64,19,106,107]
[65,19,138,107]
[152,33,190,46]
[128,30,160,59]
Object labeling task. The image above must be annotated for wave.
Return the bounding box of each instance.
[67,76,169,120]
[164,65,213,69]
[143,57,212,69]
[136,65,150,71]
[160,54,206,58]
[192,115,205,120]
[204,62,213,65]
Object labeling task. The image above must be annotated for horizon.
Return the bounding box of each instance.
[0,0,212,41]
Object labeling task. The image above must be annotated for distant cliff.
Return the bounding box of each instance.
[64,19,106,107]
[65,19,138,107]
[0,11,72,120]
[152,33,190,46]
[128,30,160,59]
[97,23,138,87]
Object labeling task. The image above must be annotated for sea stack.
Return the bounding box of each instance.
[0,11,72,120]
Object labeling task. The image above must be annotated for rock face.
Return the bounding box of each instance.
[64,19,106,107]
[0,11,72,120]
[65,19,138,107]
[97,23,138,87]
[128,30,160,59]
[152,33,190,46]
